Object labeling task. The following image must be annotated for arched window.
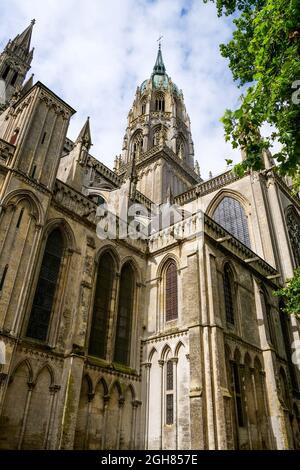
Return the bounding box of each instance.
[26,229,64,341]
[177,140,184,160]
[223,264,235,326]
[141,100,146,115]
[286,206,300,267]
[166,360,174,425]
[213,196,250,247]
[114,263,135,366]
[11,72,18,86]
[176,137,185,160]
[165,261,178,322]
[89,252,115,359]
[131,132,143,160]
[2,66,10,80]
[155,93,165,112]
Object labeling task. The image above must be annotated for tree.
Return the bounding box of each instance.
[204,0,300,191]
[274,268,300,315]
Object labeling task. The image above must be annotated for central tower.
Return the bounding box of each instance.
[115,44,201,204]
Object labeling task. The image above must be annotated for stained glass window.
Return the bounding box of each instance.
[213,197,250,247]
[166,394,174,425]
[165,261,178,322]
[89,252,115,359]
[26,229,64,341]
[166,360,174,425]
[114,263,135,366]
[166,360,173,391]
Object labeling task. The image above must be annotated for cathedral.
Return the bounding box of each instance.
[0,20,300,451]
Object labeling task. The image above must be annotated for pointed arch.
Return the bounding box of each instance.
[95,245,120,269]
[83,373,93,394]
[11,358,33,383]
[161,343,172,361]
[42,218,77,252]
[96,377,109,396]
[35,363,55,387]
[157,253,180,279]
[130,129,143,160]
[175,340,185,357]
[125,383,136,401]
[109,380,123,399]
[254,356,263,372]
[120,256,141,283]
[0,189,45,225]
[148,347,157,363]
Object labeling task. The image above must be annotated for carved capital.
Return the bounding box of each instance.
[118,397,125,407]
[104,394,110,405]
[27,382,35,391]
[50,385,61,394]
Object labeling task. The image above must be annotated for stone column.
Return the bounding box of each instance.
[265,172,294,280]
[141,362,151,450]
[158,359,164,450]
[57,355,85,450]
[18,382,35,449]
[253,279,287,449]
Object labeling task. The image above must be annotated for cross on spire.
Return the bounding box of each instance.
[157,35,163,48]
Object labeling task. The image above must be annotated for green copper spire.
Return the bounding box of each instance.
[153,43,166,75]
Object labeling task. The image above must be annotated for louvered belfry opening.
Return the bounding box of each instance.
[26,229,64,341]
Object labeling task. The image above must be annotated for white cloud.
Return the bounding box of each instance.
[0,0,243,179]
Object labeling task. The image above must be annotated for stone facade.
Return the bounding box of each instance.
[0,23,300,450]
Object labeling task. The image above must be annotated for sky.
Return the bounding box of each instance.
[0,0,248,179]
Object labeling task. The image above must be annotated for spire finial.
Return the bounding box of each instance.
[76,116,92,151]
[31,19,36,26]
[153,36,166,75]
